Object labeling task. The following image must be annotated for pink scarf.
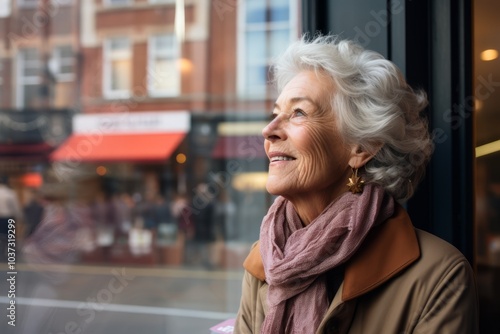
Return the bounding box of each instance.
[260,183,395,334]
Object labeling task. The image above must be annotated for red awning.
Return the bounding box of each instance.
[50,132,186,163]
[212,135,266,159]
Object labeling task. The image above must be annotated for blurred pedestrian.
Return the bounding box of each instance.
[191,183,216,268]
[23,188,44,237]
[92,189,118,250]
[19,184,88,334]
[112,192,134,236]
[135,189,159,231]
[172,193,194,239]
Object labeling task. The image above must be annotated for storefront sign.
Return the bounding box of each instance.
[73,111,190,134]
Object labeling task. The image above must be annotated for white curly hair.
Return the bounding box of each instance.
[271,34,434,201]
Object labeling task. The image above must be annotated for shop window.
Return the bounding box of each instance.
[147,34,180,97]
[238,0,298,97]
[103,37,131,99]
[2,1,304,333]
[16,48,41,108]
[50,45,74,82]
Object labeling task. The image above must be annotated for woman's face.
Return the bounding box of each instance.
[262,70,354,202]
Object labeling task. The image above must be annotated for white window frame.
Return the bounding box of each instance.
[237,0,299,98]
[103,37,132,99]
[147,34,180,97]
[0,60,3,85]
[50,45,75,82]
[16,48,41,108]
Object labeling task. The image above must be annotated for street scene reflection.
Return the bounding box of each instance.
[0,0,300,332]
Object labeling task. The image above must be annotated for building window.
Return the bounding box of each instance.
[104,0,133,7]
[103,37,131,99]
[148,34,180,97]
[50,45,75,82]
[17,48,41,108]
[0,0,11,17]
[238,0,298,97]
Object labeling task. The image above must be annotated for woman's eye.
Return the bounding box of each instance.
[292,109,306,117]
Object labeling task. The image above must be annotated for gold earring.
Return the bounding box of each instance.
[347,168,365,194]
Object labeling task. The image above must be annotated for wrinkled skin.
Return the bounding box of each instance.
[262,70,366,225]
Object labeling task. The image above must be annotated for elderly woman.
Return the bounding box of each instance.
[234,35,478,334]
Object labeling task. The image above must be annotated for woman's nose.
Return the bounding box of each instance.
[262,115,285,142]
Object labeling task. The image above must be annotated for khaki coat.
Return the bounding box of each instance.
[234,205,479,334]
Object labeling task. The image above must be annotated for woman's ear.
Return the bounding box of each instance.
[348,144,379,169]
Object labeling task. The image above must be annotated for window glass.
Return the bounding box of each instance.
[474,0,500,331]
[23,84,41,107]
[51,45,74,81]
[246,0,267,23]
[111,59,130,91]
[18,48,41,107]
[270,0,290,22]
[0,1,301,333]
[239,0,295,96]
[104,37,131,98]
[245,31,266,61]
[270,29,290,57]
[245,64,268,94]
[148,34,179,96]
[0,0,11,17]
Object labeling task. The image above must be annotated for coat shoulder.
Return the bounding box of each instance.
[414,228,471,268]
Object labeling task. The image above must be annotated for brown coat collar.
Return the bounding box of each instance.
[242,204,420,301]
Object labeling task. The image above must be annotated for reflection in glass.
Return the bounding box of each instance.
[474,0,500,331]
[0,1,302,332]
